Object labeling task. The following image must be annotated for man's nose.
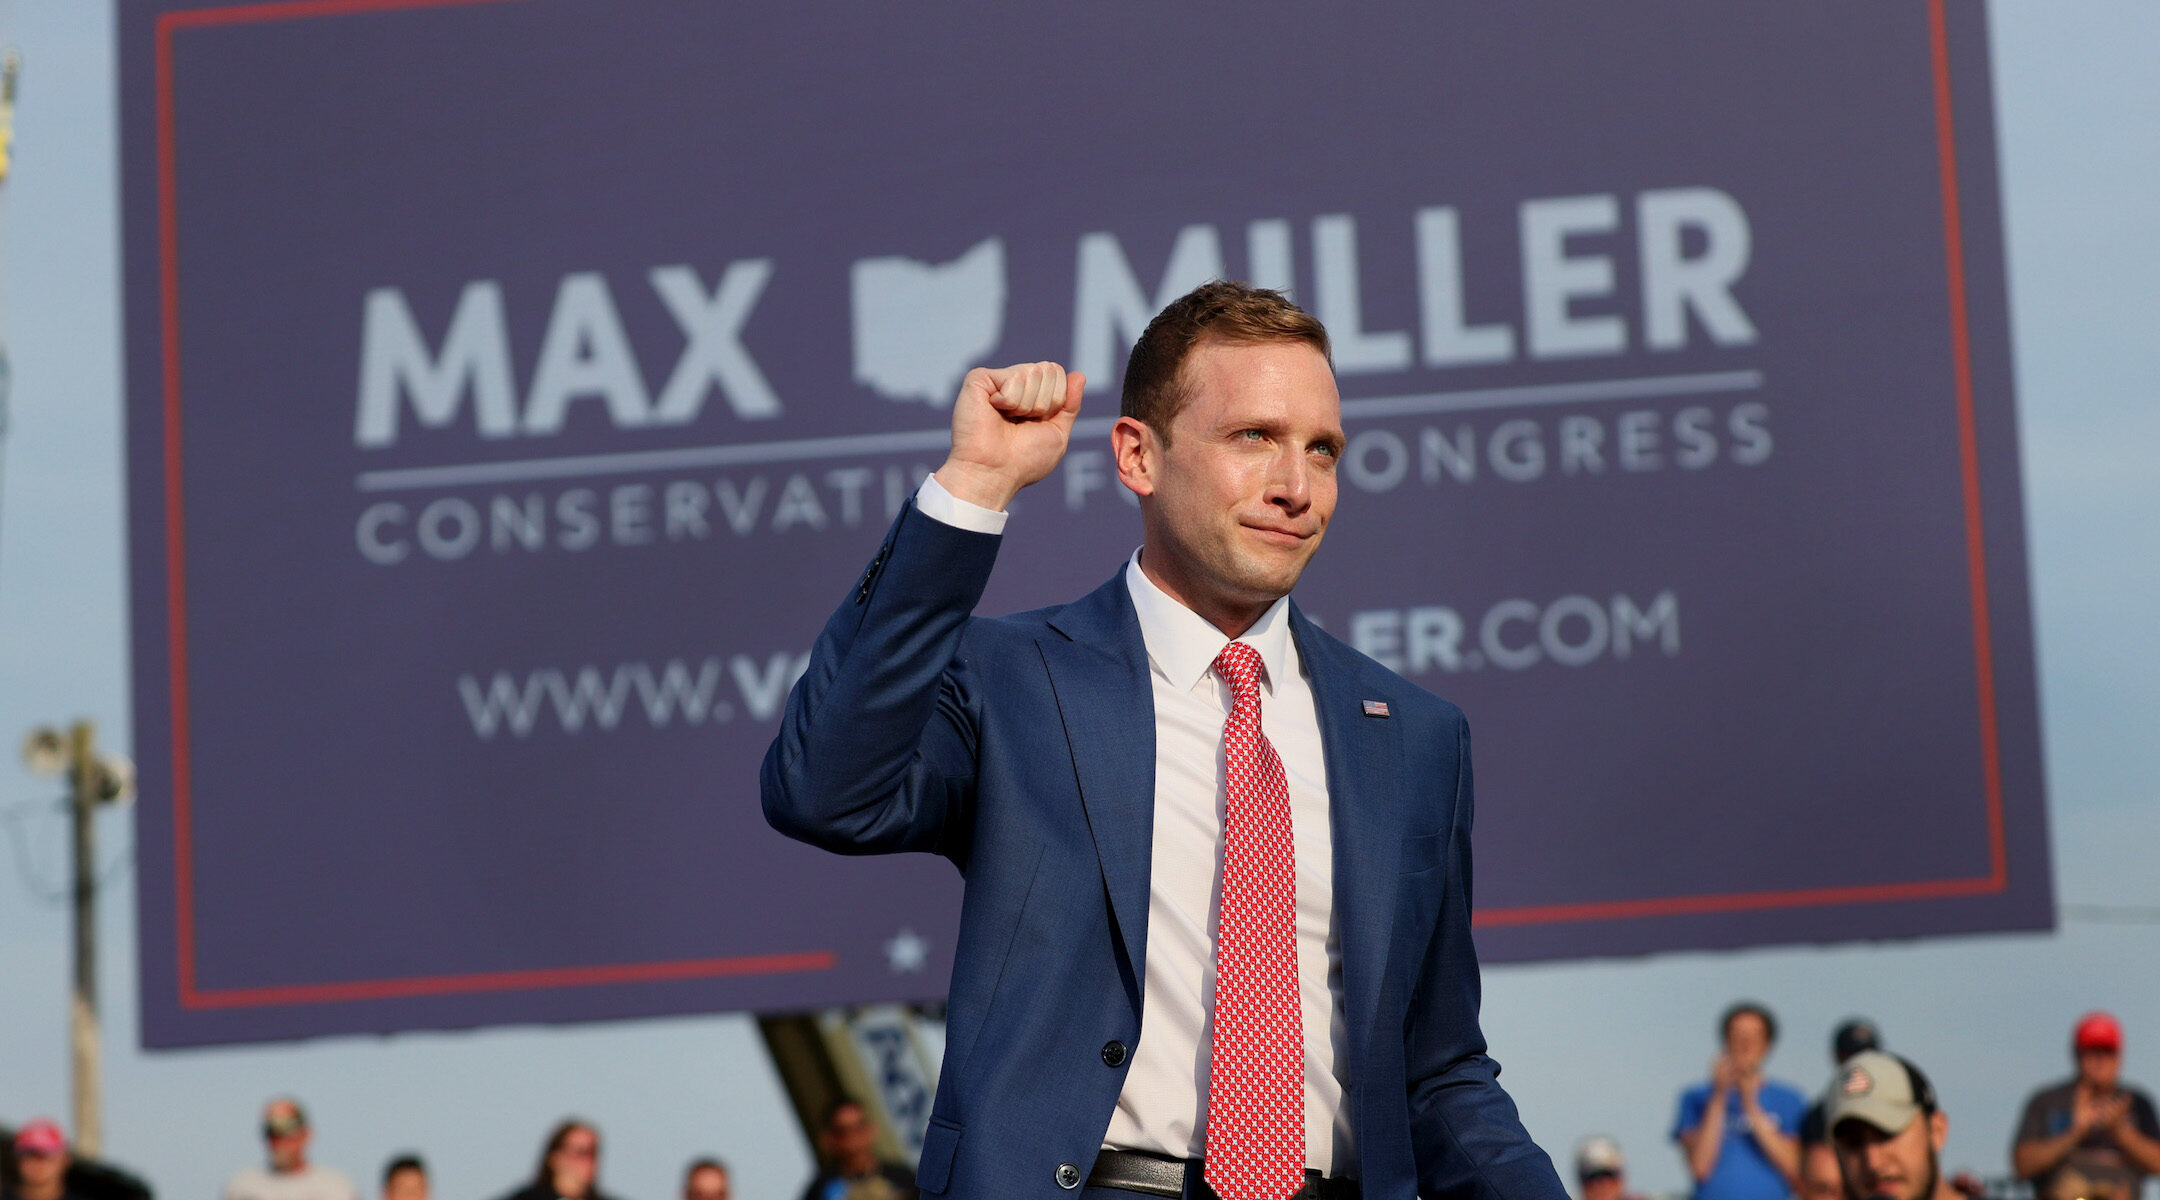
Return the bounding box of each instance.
[1267,447,1311,512]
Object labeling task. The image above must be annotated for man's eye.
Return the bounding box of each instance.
[1239,429,1265,441]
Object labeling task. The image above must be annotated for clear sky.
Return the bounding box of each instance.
[2,4,2156,1200]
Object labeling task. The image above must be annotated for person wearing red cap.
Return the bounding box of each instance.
[2011,1011,2160,1200]
[4,1120,82,1200]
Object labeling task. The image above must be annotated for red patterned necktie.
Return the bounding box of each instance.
[1204,640,1306,1200]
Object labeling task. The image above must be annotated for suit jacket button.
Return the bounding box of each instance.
[1101,1040,1128,1067]
[1055,1162,1082,1190]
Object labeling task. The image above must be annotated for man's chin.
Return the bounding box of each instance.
[1231,561,1311,604]
[1862,1165,1936,1200]
[1241,541,1322,589]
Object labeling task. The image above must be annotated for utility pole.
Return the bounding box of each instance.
[7,48,135,1160]
[68,723,103,1156]
[24,720,133,1157]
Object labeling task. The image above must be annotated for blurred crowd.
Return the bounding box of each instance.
[1570,1005,2157,1200]
[5,1009,2154,1200]
[0,1096,910,1200]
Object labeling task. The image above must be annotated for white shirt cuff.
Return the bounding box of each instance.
[915,473,1009,535]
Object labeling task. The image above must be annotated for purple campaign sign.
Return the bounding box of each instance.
[121,0,2048,1047]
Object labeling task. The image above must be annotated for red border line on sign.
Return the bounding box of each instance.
[154,0,837,1010]
[182,951,844,1009]
[156,0,2012,1007]
[1478,0,2008,928]
[1930,0,2011,891]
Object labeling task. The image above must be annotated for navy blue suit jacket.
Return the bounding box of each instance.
[762,503,1564,1200]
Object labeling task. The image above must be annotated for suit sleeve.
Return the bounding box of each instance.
[1404,711,1569,1200]
[760,500,1001,863]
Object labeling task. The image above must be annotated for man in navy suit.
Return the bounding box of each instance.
[763,283,1565,1200]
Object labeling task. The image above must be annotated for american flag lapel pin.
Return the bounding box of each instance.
[1362,699,1391,718]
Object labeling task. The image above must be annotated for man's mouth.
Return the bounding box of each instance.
[1242,522,1312,545]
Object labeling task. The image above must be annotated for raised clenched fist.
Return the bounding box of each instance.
[933,361,1087,512]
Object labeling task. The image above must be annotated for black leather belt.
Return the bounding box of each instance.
[1087,1150,1359,1200]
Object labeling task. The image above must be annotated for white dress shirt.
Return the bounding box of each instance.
[915,475,1354,1173]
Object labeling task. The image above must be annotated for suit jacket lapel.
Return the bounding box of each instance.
[1292,604,1403,1077]
[1036,588,1401,1053]
[1041,573,1156,997]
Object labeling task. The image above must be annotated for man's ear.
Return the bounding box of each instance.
[1928,1111,1949,1153]
[1112,416,1159,498]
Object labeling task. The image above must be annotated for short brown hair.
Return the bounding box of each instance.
[1120,280,1331,438]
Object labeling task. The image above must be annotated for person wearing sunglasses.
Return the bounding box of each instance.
[222,1099,359,1200]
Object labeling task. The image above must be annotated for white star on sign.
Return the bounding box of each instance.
[885,928,929,973]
